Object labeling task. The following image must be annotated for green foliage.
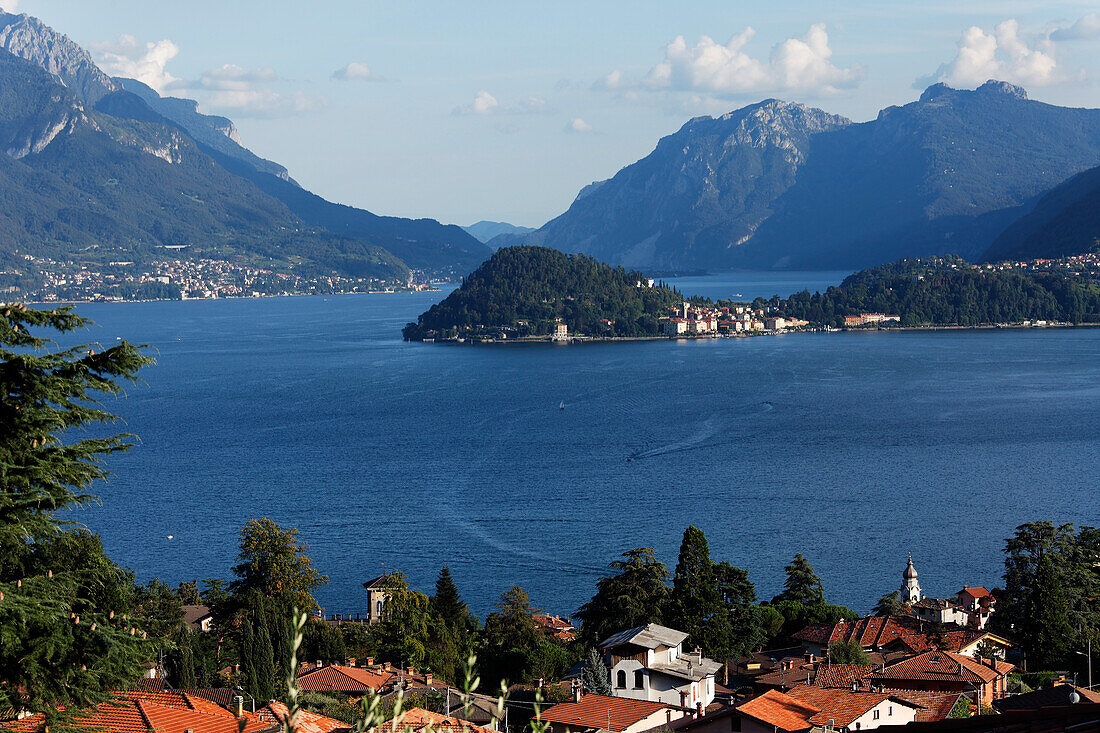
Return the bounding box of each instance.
[299,692,362,724]
[302,620,347,665]
[666,526,718,645]
[873,591,903,617]
[403,246,685,339]
[992,521,1100,671]
[779,256,1100,326]
[229,517,328,614]
[774,554,825,606]
[948,696,973,719]
[575,547,670,647]
[762,599,858,647]
[581,648,611,695]
[432,565,469,634]
[828,640,871,665]
[0,302,156,720]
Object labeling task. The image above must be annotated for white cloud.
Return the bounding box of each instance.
[332,62,382,81]
[1050,13,1100,42]
[931,20,1060,88]
[201,88,327,118]
[566,117,593,133]
[617,24,862,96]
[199,64,278,91]
[92,34,181,93]
[452,91,550,116]
[453,90,499,115]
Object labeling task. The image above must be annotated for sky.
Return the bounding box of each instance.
[6,0,1100,227]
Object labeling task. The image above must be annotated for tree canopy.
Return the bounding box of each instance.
[575,547,670,646]
[0,303,156,720]
[229,517,328,613]
[773,554,826,606]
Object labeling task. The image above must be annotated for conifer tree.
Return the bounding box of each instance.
[773,554,826,605]
[254,610,276,703]
[873,591,903,616]
[581,648,611,695]
[666,526,719,643]
[0,303,155,720]
[1022,554,1073,670]
[432,565,467,631]
[575,547,670,646]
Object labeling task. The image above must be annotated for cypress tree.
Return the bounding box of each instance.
[773,554,825,605]
[254,611,276,703]
[240,617,256,692]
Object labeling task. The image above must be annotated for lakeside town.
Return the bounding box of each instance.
[0,253,442,302]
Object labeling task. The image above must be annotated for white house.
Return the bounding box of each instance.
[599,623,720,710]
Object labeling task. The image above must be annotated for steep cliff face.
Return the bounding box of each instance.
[0,12,117,103]
[532,100,850,270]
[523,81,1100,271]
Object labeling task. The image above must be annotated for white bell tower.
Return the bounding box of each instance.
[900,553,922,603]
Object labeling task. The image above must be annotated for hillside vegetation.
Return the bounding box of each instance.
[402,246,683,339]
[778,257,1100,326]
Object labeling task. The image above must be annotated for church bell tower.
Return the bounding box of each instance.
[901,553,922,603]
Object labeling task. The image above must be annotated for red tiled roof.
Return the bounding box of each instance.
[792,616,994,654]
[958,587,991,598]
[0,693,277,733]
[381,707,496,733]
[258,701,351,733]
[871,651,1012,685]
[736,689,819,732]
[887,690,965,723]
[298,665,393,692]
[540,694,671,732]
[813,665,877,689]
[787,685,919,728]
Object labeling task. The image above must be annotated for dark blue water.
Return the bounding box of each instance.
[54,272,1100,621]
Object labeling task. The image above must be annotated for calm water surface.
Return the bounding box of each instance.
[60,271,1100,619]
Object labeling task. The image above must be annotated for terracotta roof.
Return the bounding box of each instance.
[174,689,238,709]
[736,689,819,732]
[787,685,919,728]
[1,692,277,733]
[540,694,671,732]
[298,665,393,692]
[258,701,351,733]
[871,651,1012,685]
[870,701,1100,733]
[957,587,991,598]
[887,690,965,723]
[813,665,877,689]
[792,616,995,654]
[755,661,817,691]
[381,708,497,733]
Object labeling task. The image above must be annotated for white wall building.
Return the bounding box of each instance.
[599,623,720,710]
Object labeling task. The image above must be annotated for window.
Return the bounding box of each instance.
[634,671,645,689]
[617,670,627,689]
[873,710,880,720]
[888,706,893,716]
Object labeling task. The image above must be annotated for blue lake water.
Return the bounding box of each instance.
[55,271,1100,620]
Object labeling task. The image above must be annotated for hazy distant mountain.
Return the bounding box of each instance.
[981,163,1100,262]
[0,11,489,276]
[521,81,1100,271]
[464,220,536,244]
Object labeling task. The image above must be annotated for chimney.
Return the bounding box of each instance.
[425,673,433,685]
[316,660,323,669]
[384,662,392,671]
[367,657,374,666]
[348,657,357,667]
[407,666,415,675]
[573,681,582,704]
[235,696,244,719]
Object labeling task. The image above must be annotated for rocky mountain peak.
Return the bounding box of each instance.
[0,12,117,104]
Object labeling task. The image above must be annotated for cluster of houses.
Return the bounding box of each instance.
[5,558,1097,733]
[660,303,806,336]
[843,313,902,328]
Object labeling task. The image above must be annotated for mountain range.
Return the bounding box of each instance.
[496,82,1100,271]
[0,12,489,279]
[463,220,536,244]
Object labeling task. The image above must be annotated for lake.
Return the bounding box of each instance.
[57,271,1100,620]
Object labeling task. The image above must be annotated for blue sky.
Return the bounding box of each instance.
[8,0,1100,227]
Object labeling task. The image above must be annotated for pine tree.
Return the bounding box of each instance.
[773,554,825,605]
[576,548,670,646]
[0,303,155,720]
[432,565,467,630]
[873,591,903,616]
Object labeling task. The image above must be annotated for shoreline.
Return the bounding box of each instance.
[412,321,1100,345]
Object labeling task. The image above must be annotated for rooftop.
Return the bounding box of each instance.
[599,623,689,651]
[540,694,671,732]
